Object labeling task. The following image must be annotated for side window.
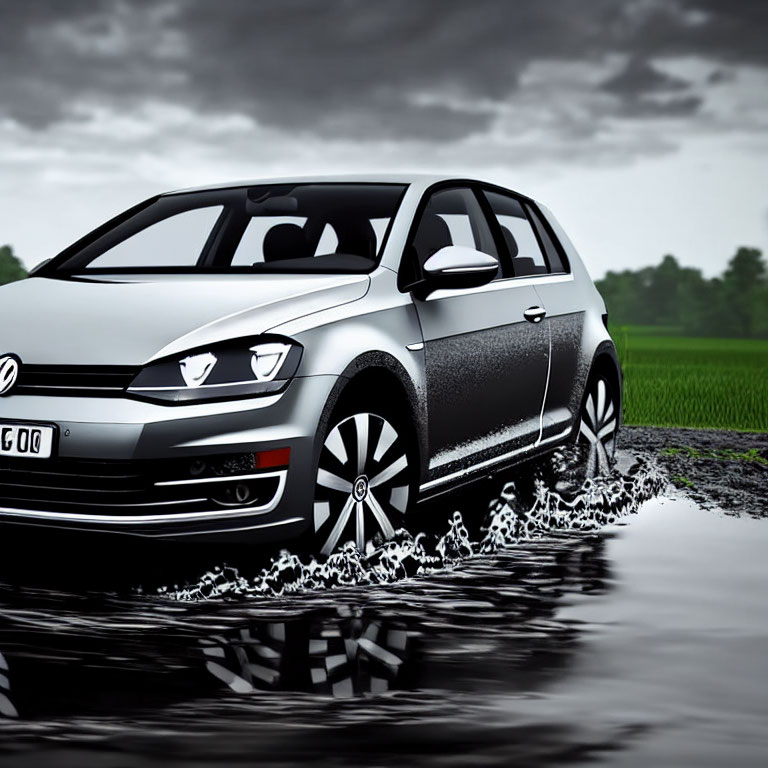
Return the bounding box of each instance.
[90,206,223,268]
[525,203,569,274]
[408,187,499,279]
[483,190,548,278]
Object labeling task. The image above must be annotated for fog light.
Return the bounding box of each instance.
[212,481,254,507]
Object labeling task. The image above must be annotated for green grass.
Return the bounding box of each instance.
[661,446,768,465]
[611,326,768,432]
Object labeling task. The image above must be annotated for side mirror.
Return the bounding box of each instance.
[417,246,498,297]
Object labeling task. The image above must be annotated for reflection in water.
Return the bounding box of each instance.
[0,529,615,718]
[0,650,16,718]
[201,607,414,698]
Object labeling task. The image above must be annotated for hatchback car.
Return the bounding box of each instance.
[0,175,620,553]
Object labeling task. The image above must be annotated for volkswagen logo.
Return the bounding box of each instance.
[0,355,20,397]
[352,475,369,502]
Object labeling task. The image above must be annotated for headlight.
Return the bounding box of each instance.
[127,337,302,404]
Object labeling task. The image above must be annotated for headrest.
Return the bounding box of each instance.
[262,223,310,263]
[413,214,452,260]
[512,256,537,277]
[334,217,377,261]
[499,225,519,259]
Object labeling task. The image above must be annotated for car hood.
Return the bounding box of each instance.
[0,274,369,365]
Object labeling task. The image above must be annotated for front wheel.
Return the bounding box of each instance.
[577,374,619,479]
[313,409,414,556]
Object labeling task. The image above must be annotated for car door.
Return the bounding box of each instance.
[404,185,550,477]
[523,203,584,438]
[480,189,583,442]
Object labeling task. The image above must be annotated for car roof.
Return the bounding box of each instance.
[165,173,496,195]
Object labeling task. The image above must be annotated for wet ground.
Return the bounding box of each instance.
[0,428,766,767]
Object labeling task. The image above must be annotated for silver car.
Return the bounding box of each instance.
[0,175,620,553]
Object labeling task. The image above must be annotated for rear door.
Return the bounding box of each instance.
[404,185,550,479]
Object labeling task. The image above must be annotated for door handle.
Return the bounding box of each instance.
[524,306,547,324]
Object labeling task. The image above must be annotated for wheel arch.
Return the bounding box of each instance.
[315,353,428,483]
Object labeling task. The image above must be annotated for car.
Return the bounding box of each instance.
[0,175,620,553]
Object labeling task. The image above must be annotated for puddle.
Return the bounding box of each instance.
[0,448,766,767]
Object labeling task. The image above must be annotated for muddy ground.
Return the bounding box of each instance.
[623,425,767,516]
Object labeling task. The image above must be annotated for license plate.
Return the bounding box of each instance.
[0,423,55,459]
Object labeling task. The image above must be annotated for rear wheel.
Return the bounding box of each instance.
[577,374,619,478]
[313,408,414,556]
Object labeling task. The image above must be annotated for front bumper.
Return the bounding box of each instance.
[0,375,338,541]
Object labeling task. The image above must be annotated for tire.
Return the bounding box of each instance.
[312,402,416,556]
[576,372,619,479]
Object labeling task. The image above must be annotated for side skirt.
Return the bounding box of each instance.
[416,425,572,503]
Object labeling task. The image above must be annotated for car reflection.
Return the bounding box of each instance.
[0,649,17,718]
[0,532,612,718]
[201,606,415,698]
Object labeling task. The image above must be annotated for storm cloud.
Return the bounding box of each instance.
[0,0,766,278]
[1,0,767,141]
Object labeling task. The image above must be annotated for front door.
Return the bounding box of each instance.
[406,186,550,479]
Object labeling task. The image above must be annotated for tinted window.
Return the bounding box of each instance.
[483,190,548,278]
[409,187,498,276]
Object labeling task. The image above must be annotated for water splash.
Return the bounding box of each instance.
[480,456,667,553]
[161,456,666,601]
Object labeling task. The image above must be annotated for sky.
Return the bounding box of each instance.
[0,0,767,278]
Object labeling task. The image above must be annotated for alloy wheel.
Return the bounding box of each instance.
[314,412,411,556]
[578,376,617,478]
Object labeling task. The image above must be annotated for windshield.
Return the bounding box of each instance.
[43,183,408,276]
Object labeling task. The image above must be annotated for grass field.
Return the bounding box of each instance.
[611,326,768,432]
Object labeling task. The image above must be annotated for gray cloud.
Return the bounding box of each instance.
[602,57,689,97]
[601,58,703,117]
[0,0,767,142]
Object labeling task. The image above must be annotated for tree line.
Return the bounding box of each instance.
[596,247,768,338]
[2,241,767,338]
[0,245,27,284]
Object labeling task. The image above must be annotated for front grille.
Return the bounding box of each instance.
[0,456,282,517]
[15,365,139,397]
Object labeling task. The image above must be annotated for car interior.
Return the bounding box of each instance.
[498,225,548,277]
[259,215,379,265]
